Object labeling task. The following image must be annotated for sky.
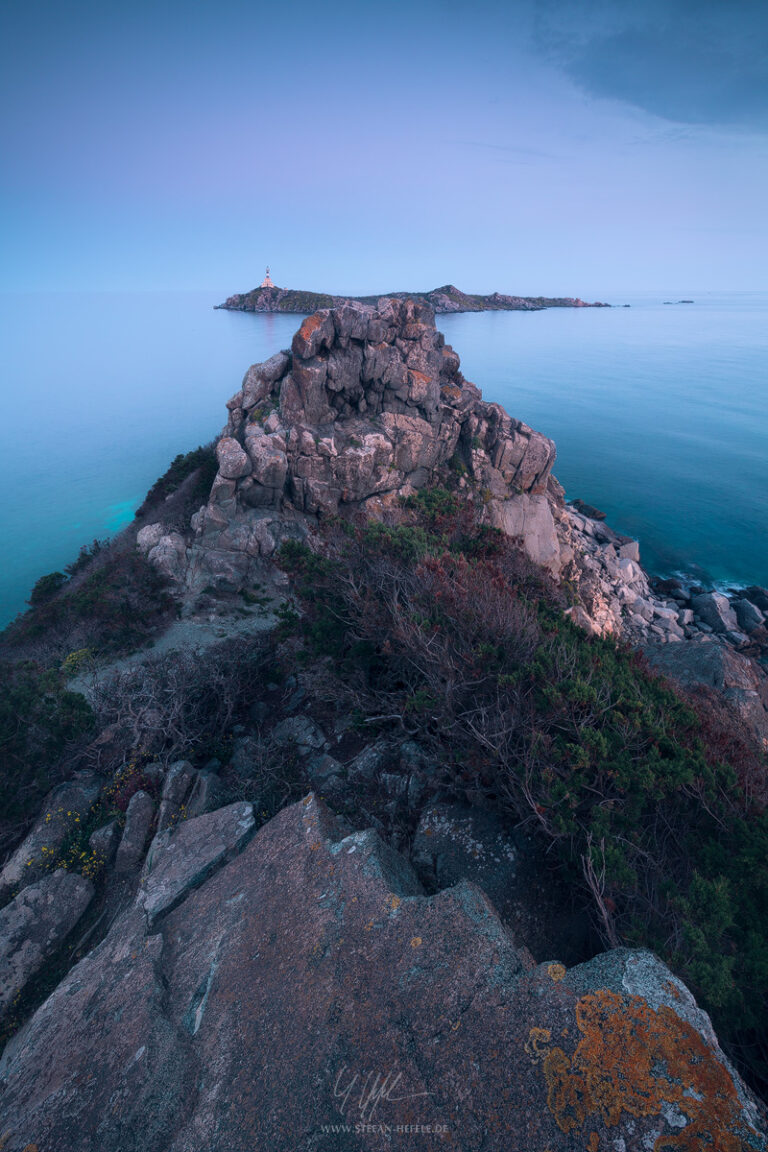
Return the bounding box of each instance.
[1,0,766,295]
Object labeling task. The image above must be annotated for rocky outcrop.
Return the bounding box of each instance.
[215,282,611,314]
[0,795,763,1151]
[178,297,560,590]
[134,300,768,750]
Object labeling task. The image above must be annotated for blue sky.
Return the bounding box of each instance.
[1,0,766,295]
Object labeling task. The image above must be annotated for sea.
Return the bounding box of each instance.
[0,289,766,629]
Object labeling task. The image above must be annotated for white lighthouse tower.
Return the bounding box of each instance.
[260,266,275,289]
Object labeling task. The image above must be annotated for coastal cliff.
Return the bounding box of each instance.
[1,300,768,1150]
[215,281,610,313]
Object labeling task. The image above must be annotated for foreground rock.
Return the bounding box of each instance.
[0,870,93,1022]
[0,796,763,1151]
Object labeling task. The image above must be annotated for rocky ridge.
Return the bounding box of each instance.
[139,296,768,747]
[0,794,765,1151]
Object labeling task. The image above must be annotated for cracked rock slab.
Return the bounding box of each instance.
[139,801,255,926]
[0,796,764,1152]
[0,869,93,1020]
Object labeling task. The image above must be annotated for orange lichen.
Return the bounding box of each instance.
[410,937,422,948]
[298,314,323,343]
[587,1134,600,1152]
[537,987,751,1151]
[385,894,401,911]
[547,963,566,982]
[525,1027,552,1062]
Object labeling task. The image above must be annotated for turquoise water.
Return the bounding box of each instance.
[438,292,768,589]
[0,290,766,627]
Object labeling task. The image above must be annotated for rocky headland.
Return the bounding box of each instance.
[216,281,611,314]
[1,298,767,1150]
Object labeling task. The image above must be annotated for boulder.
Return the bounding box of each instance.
[216,437,251,480]
[0,796,763,1151]
[744,586,768,614]
[88,820,120,866]
[733,597,765,633]
[271,715,328,756]
[139,802,255,927]
[0,869,93,1021]
[691,591,738,634]
[0,774,101,901]
[136,522,165,553]
[146,531,187,580]
[488,493,561,572]
[114,790,156,875]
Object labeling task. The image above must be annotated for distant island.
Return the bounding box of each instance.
[215,276,611,314]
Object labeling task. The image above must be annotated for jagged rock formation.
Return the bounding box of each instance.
[0,795,764,1151]
[137,298,768,746]
[215,281,611,314]
[177,298,564,590]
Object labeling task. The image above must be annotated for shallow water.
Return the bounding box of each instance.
[0,289,765,627]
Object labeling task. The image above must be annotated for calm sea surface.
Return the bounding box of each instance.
[1,290,766,627]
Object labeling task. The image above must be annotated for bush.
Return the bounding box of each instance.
[0,660,94,831]
[135,444,217,516]
[28,571,68,605]
[4,550,175,658]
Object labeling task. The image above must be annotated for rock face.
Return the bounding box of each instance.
[0,795,763,1151]
[644,639,768,748]
[183,297,560,590]
[0,870,93,1022]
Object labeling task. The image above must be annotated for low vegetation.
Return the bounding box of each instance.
[277,489,768,1091]
[135,443,218,517]
[0,660,94,847]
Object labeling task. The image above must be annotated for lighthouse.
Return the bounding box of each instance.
[260,266,275,289]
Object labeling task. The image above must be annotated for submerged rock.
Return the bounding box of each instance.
[0,795,763,1151]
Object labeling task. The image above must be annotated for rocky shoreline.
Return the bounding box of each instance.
[215,281,611,314]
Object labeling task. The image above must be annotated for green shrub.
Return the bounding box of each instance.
[135,444,217,516]
[28,571,68,605]
[0,660,94,825]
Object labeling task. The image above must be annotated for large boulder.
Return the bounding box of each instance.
[0,869,93,1022]
[691,591,739,634]
[0,796,763,1151]
[139,801,255,927]
[643,639,768,748]
[114,790,156,875]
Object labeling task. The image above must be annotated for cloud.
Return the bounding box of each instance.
[532,0,768,130]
